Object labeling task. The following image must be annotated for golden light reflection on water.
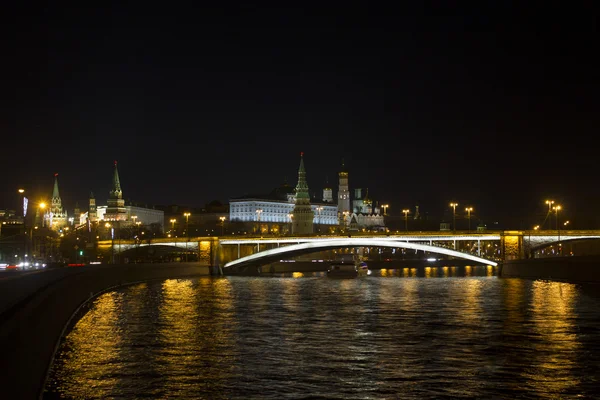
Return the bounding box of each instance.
[525,280,580,395]
[292,272,304,278]
[459,279,483,325]
[156,278,237,395]
[51,292,124,399]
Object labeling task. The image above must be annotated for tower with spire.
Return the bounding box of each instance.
[337,158,350,217]
[292,152,314,234]
[46,173,68,230]
[104,161,127,221]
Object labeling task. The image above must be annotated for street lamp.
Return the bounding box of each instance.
[316,206,323,233]
[545,200,555,229]
[183,212,191,261]
[381,204,389,216]
[170,218,176,235]
[465,207,473,232]
[449,203,458,232]
[105,222,114,263]
[287,213,293,235]
[402,209,410,231]
[553,205,561,242]
[219,216,226,236]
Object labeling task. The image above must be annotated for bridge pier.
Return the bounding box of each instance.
[501,232,524,260]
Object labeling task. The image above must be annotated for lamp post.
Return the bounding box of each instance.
[183,212,191,261]
[105,222,114,264]
[465,207,473,232]
[381,204,389,216]
[170,218,176,236]
[219,216,226,236]
[553,205,561,242]
[450,203,458,232]
[402,209,410,231]
[316,206,323,233]
[545,200,555,229]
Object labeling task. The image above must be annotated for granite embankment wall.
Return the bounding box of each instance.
[500,255,600,283]
[0,262,211,400]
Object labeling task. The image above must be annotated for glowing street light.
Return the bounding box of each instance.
[545,200,555,229]
[449,203,458,232]
[170,218,177,234]
[465,207,473,232]
[219,216,226,236]
[402,209,410,231]
[381,204,389,216]
[183,212,191,261]
[553,205,562,243]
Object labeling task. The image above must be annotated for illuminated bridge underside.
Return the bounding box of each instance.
[111,242,199,253]
[223,239,498,269]
[527,235,600,249]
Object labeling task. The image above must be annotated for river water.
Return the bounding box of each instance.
[44,266,600,399]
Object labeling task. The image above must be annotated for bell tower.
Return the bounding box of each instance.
[337,159,350,215]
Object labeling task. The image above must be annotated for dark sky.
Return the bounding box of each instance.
[1,2,598,228]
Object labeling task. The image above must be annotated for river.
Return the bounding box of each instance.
[43,266,600,399]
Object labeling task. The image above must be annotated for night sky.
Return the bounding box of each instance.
[2,3,598,228]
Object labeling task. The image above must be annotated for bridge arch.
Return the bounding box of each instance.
[223,238,498,269]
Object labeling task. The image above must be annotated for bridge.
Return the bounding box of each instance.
[96,230,600,271]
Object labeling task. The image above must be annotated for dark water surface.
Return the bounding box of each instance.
[44,267,600,399]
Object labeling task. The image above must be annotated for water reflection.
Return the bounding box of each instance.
[46,292,124,399]
[45,275,600,399]
[525,281,581,397]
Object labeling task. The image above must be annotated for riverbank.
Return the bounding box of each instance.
[499,255,600,283]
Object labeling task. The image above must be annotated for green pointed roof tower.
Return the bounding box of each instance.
[292,152,314,234]
[105,160,127,221]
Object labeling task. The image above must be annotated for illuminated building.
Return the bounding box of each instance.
[44,173,68,231]
[291,152,314,234]
[104,161,127,221]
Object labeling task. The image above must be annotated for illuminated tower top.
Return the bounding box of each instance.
[51,173,62,213]
[338,158,350,215]
[110,160,123,200]
[292,152,314,234]
[105,161,127,221]
[294,152,310,202]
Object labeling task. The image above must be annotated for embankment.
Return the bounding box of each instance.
[0,262,211,400]
[499,255,600,283]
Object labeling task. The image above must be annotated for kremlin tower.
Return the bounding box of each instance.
[337,159,350,218]
[45,173,68,230]
[104,161,127,221]
[292,152,314,234]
